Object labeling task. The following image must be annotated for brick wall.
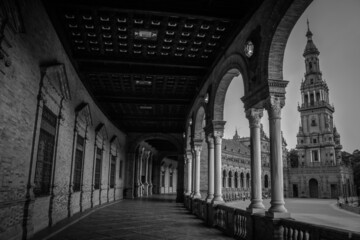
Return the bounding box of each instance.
[0,1,127,239]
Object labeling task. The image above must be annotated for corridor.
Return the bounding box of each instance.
[43,195,232,240]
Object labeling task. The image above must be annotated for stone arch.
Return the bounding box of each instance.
[211,54,249,121]
[128,133,182,153]
[267,0,312,81]
[193,104,206,140]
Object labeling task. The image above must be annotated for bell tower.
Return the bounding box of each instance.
[296,20,342,167]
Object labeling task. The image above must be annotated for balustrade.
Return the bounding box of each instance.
[184,195,360,240]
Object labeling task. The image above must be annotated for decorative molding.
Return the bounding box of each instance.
[268,79,289,97]
[41,64,71,112]
[75,102,92,135]
[95,123,108,148]
[110,135,121,155]
[42,64,71,101]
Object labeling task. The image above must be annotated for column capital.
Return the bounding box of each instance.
[246,108,263,128]
[193,139,203,152]
[264,96,285,119]
[206,134,214,149]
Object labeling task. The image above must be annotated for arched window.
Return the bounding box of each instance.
[234,172,239,188]
[246,173,250,189]
[161,171,165,187]
[240,172,244,188]
[264,175,269,188]
[228,171,233,188]
[222,169,227,188]
[169,171,173,187]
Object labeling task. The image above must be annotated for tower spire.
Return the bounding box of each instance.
[303,19,319,57]
[306,19,313,39]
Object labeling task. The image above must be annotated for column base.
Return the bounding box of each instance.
[265,211,291,219]
[206,194,214,203]
[193,193,201,199]
[246,207,265,215]
[247,200,265,211]
[211,196,224,205]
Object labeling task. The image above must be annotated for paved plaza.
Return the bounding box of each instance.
[38,195,360,240]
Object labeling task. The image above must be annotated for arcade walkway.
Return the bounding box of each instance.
[42,195,232,240]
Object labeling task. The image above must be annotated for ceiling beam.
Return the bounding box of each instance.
[76,58,208,71]
[79,64,206,77]
[97,95,192,104]
[113,115,184,121]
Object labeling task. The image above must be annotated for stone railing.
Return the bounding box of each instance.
[214,204,252,240]
[281,218,360,240]
[184,195,360,240]
[222,188,250,202]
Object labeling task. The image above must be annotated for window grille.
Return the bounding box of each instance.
[73,135,84,192]
[94,148,102,189]
[110,155,116,188]
[34,106,57,196]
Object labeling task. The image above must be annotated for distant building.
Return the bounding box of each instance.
[221,126,287,201]
[284,21,355,199]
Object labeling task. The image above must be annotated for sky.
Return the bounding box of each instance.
[223,0,360,153]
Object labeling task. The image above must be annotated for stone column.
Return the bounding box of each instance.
[185,151,192,195]
[144,152,150,196]
[246,108,265,213]
[139,150,144,196]
[148,154,153,195]
[206,134,214,202]
[193,141,202,199]
[313,90,316,103]
[191,149,196,197]
[265,96,290,218]
[212,121,226,204]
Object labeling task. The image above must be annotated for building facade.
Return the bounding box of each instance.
[220,127,287,201]
[285,22,355,199]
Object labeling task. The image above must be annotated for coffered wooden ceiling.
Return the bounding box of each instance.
[44,0,264,133]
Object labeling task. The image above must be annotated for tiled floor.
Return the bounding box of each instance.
[48,195,233,240]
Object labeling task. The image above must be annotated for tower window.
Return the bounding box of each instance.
[310,79,314,84]
[313,139,317,144]
[309,62,313,70]
[311,119,316,126]
[312,150,319,162]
